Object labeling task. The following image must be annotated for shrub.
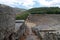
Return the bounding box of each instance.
[16,12,29,20]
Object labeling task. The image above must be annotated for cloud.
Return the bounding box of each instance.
[20,0,35,8]
[0,0,20,7]
[0,0,35,9]
[37,0,60,7]
[0,0,60,9]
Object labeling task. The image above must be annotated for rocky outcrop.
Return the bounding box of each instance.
[0,4,15,40]
[0,4,28,40]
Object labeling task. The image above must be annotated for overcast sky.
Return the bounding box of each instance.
[0,0,60,9]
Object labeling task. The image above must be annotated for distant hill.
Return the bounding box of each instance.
[0,4,26,14]
[13,8,26,14]
[27,7,60,14]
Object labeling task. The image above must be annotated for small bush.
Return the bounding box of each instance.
[16,12,29,20]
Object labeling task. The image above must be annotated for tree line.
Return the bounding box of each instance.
[28,7,60,14]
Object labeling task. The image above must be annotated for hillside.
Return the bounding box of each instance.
[28,7,60,14]
[25,14,60,40]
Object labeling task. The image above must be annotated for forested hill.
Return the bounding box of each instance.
[27,7,60,14]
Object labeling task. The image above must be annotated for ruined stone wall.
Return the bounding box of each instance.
[15,22,28,40]
[43,33,58,40]
[0,4,15,40]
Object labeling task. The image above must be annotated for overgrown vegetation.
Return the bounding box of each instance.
[16,11,29,20]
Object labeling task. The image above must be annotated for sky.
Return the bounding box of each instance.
[0,0,60,9]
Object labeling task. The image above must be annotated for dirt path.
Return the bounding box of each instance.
[24,20,40,40]
[24,27,40,40]
[20,26,40,40]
